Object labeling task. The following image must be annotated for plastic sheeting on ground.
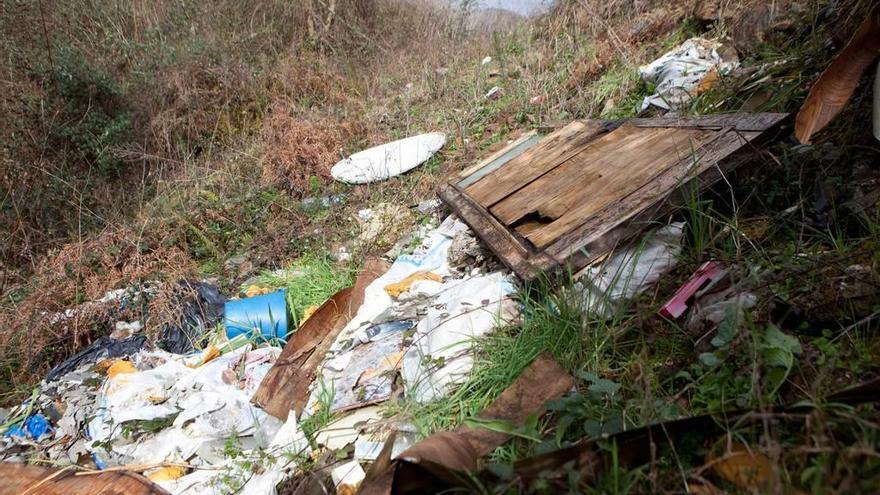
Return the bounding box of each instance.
[639,38,739,111]
[575,222,684,318]
[84,345,307,494]
[304,215,520,417]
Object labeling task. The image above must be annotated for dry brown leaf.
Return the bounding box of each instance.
[795,7,880,143]
[709,441,772,489]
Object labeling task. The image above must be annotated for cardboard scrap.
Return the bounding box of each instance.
[358,353,574,494]
[0,462,170,495]
[251,259,390,419]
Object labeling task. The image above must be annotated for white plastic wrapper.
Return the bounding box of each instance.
[639,38,739,111]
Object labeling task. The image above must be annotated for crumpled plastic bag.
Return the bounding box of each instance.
[639,38,739,111]
[576,223,684,318]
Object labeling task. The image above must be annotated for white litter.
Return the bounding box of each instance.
[331,460,366,493]
[85,345,309,494]
[402,271,519,403]
[576,222,684,318]
[330,133,446,184]
[481,56,492,65]
[639,38,739,111]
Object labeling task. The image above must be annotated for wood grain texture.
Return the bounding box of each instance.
[547,129,761,262]
[251,259,389,419]
[455,131,539,185]
[0,463,169,495]
[521,127,714,247]
[465,120,609,206]
[490,125,714,248]
[440,113,787,281]
[438,183,557,280]
[630,113,789,131]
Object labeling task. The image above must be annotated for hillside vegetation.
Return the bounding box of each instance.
[2,0,880,491]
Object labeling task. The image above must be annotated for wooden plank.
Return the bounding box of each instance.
[465,120,610,206]
[457,133,542,188]
[438,183,557,280]
[546,129,763,263]
[0,463,169,495]
[630,113,788,131]
[519,127,716,247]
[491,125,712,230]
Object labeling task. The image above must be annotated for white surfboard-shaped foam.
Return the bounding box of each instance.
[331,132,446,184]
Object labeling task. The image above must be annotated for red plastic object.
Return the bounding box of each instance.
[659,261,727,319]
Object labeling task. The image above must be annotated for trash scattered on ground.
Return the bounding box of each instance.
[485,86,502,99]
[481,56,492,65]
[575,223,683,318]
[359,354,574,494]
[301,194,346,213]
[0,462,170,494]
[795,6,880,144]
[159,281,226,355]
[330,133,446,184]
[45,335,148,382]
[528,94,544,105]
[686,286,757,333]
[358,203,417,247]
[638,37,739,111]
[659,261,728,319]
[252,260,389,419]
[331,459,366,494]
[224,289,289,342]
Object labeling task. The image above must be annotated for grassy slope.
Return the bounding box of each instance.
[2,0,880,491]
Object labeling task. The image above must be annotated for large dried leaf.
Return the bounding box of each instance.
[795,7,880,144]
[708,441,771,489]
[251,258,390,419]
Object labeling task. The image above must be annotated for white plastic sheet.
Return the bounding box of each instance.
[576,223,684,318]
[639,38,739,111]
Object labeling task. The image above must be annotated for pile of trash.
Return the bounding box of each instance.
[0,213,520,494]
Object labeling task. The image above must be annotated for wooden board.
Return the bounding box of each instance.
[440,114,788,281]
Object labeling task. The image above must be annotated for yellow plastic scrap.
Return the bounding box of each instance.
[187,345,221,368]
[106,360,137,379]
[244,285,272,298]
[146,465,187,482]
[301,305,319,324]
[384,271,441,298]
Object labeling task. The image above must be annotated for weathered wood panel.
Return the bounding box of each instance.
[465,120,610,206]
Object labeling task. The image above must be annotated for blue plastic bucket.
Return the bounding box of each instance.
[224,289,289,342]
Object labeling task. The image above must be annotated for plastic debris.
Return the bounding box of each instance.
[224,289,289,342]
[638,38,739,111]
[158,281,226,355]
[331,133,446,184]
[111,320,144,339]
[402,271,518,403]
[146,465,187,482]
[659,261,727,319]
[485,86,502,99]
[383,271,442,298]
[5,414,51,440]
[315,406,382,450]
[481,56,492,65]
[106,360,137,378]
[331,460,366,495]
[45,335,147,382]
[576,222,684,318]
[687,289,758,332]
